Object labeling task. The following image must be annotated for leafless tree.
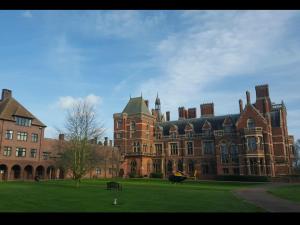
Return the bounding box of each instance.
[56,100,105,187]
[294,139,300,173]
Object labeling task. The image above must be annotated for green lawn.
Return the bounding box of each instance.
[268,184,300,203]
[0,178,263,212]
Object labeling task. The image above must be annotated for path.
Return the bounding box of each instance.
[234,183,300,212]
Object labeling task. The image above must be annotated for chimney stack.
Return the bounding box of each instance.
[200,103,214,117]
[104,137,108,146]
[188,108,197,119]
[59,133,65,141]
[1,89,12,101]
[166,111,170,121]
[246,91,251,105]
[178,107,185,119]
[239,99,243,113]
[144,100,149,108]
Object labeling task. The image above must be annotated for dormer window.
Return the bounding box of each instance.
[15,116,32,127]
[247,118,255,128]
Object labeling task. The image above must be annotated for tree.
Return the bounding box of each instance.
[294,139,300,173]
[56,100,105,187]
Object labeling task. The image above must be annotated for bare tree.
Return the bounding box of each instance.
[294,139,300,173]
[56,100,105,187]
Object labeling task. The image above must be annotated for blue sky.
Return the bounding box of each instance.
[0,10,300,141]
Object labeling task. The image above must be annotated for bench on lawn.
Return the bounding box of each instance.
[106,181,122,191]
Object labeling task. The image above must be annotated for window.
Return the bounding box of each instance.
[153,160,161,173]
[116,133,122,139]
[224,125,232,133]
[133,142,140,152]
[247,118,255,128]
[130,121,136,130]
[186,131,193,138]
[156,132,162,139]
[16,148,26,157]
[5,130,13,140]
[188,161,195,173]
[202,165,209,175]
[220,144,229,163]
[15,116,32,126]
[143,144,147,152]
[170,132,176,139]
[131,160,137,173]
[30,149,37,158]
[170,143,178,155]
[231,144,239,163]
[177,160,183,172]
[116,120,122,129]
[223,168,229,174]
[42,152,50,160]
[17,132,27,141]
[3,147,12,156]
[31,133,38,142]
[155,144,163,155]
[96,168,101,174]
[187,142,193,155]
[247,137,257,151]
[203,141,214,154]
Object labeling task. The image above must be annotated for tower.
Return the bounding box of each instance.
[155,93,163,122]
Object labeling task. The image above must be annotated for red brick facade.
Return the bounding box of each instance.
[114,85,295,178]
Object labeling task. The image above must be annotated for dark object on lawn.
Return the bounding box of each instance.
[34,176,40,182]
[168,171,187,183]
[106,181,122,191]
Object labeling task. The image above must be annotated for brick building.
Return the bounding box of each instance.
[114,84,295,178]
[0,89,119,181]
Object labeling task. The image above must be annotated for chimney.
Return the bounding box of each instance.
[184,109,188,119]
[255,84,269,99]
[239,99,243,113]
[178,107,185,119]
[200,103,214,117]
[188,108,197,119]
[109,140,113,146]
[104,137,108,146]
[1,89,12,100]
[58,133,64,141]
[166,111,170,121]
[246,91,251,105]
[144,100,149,108]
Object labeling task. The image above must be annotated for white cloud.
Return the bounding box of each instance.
[138,10,299,116]
[57,94,102,110]
[44,126,57,138]
[22,10,33,18]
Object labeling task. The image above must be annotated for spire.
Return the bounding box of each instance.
[155,92,160,105]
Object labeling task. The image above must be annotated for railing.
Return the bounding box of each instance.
[244,127,263,135]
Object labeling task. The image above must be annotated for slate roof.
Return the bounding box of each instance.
[122,97,151,116]
[0,97,46,127]
[158,114,240,136]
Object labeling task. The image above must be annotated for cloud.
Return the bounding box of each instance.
[138,10,299,116]
[22,10,33,18]
[57,94,102,110]
[44,126,57,138]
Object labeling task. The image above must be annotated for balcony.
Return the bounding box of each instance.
[243,127,263,136]
[125,152,156,157]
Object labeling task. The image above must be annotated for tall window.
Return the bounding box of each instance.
[30,149,37,158]
[95,168,101,175]
[203,141,214,154]
[43,152,50,160]
[187,142,193,155]
[220,144,229,163]
[5,130,13,140]
[17,132,27,141]
[131,160,137,173]
[3,147,12,156]
[116,120,122,129]
[133,142,140,152]
[247,118,255,128]
[156,132,161,139]
[247,137,257,151]
[177,160,183,172]
[116,133,122,139]
[31,133,38,142]
[155,144,163,155]
[15,116,32,126]
[188,161,195,174]
[170,132,177,139]
[16,147,26,157]
[167,160,173,173]
[130,121,136,130]
[143,144,147,152]
[170,143,178,155]
[153,160,161,173]
[230,144,239,163]
[186,131,193,138]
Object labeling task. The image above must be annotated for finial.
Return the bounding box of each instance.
[157,92,159,98]
[141,92,143,98]
[130,94,131,99]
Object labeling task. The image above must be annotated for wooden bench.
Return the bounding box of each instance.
[106,181,122,191]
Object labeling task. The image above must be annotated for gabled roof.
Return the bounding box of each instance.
[0,97,46,127]
[158,114,240,136]
[122,97,151,116]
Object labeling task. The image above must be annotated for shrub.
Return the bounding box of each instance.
[128,172,137,178]
[150,172,163,178]
[215,175,270,182]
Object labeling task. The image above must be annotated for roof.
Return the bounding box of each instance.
[122,97,151,116]
[0,97,46,127]
[158,114,240,136]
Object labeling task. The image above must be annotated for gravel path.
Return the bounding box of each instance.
[234,183,300,212]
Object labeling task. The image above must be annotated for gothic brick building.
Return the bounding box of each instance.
[0,89,119,181]
[114,84,295,178]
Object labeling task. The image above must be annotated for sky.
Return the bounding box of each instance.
[0,10,300,141]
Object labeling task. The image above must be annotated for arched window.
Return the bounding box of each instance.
[230,144,239,163]
[247,118,255,128]
[220,144,229,164]
[131,160,137,173]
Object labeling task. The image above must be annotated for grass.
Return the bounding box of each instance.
[0,178,264,212]
[268,184,300,203]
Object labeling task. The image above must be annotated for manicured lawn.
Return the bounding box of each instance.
[0,178,263,212]
[268,184,300,203]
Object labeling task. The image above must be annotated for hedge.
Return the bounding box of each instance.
[150,172,163,178]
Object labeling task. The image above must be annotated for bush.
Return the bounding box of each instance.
[215,175,270,182]
[150,172,163,179]
[128,172,137,178]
